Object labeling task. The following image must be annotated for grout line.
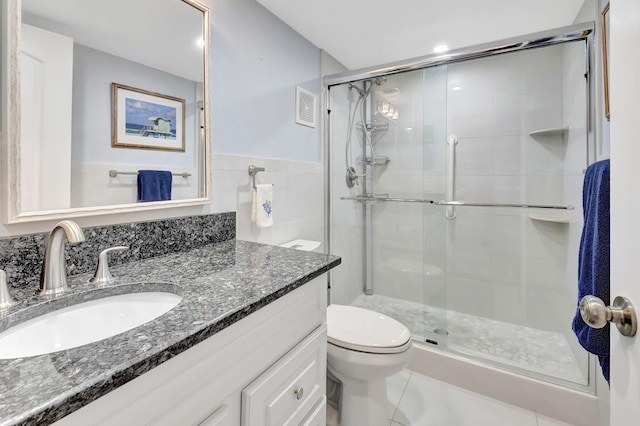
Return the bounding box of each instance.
[390,369,413,424]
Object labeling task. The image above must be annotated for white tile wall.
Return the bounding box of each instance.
[438,43,587,338]
[71,162,198,207]
[329,41,590,383]
[210,153,324,249]
[329,84,366,305]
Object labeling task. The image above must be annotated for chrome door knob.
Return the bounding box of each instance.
[580,295,637,337]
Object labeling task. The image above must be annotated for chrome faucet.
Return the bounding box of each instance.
[38,220,86,296]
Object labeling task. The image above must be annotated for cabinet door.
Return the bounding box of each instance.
[241,326,327,426]
[199,404,230,426]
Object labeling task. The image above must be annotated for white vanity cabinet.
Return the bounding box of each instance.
[241,326,326,426]
[54,276,327,426]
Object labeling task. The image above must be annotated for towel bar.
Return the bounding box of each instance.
[109,170,191,178]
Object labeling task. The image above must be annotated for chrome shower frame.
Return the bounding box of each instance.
[324,20,595,300]
[324,22,597,392]
[324,22,594,87]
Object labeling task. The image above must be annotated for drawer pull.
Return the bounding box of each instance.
[294,387,304,400]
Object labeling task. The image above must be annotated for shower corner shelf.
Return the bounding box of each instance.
[529,214,570,224]
[528,127,568,139]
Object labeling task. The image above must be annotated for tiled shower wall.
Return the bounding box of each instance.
[336,42,588,346]
[329,84,366,305]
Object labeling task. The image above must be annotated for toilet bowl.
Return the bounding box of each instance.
[326,304,413,426]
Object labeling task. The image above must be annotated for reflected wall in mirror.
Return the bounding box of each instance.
[1,0,211,223]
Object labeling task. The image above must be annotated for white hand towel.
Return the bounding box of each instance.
[251,184,274,228]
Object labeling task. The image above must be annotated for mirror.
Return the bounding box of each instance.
[1,0,211,223]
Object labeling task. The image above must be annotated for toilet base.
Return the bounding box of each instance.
[333,372,389,426]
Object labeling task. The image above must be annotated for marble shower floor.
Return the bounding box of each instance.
[351,294,586,384]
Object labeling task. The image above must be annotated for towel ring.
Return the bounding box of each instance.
[248,165,266,189]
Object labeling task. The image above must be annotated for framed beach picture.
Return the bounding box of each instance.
[111,83,186,151]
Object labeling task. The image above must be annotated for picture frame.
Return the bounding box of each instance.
[602,2,610,121]
[111,83,186,151]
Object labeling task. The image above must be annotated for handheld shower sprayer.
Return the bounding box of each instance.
[348,83,365,97]
[344,76,388,188]
[348,77,386,99]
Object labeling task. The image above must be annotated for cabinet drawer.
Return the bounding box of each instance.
[301,397,326,426]
[241,325,327,426]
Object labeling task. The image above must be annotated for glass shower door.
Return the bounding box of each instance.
[366,69,442,341]
[438,41,589,385]
[329,36,591,387]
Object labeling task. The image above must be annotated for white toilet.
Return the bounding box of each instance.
[326,304,413,426]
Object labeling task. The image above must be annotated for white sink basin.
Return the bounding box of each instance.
[0,292,182,359]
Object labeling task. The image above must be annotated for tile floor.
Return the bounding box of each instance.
[329,369,576,426]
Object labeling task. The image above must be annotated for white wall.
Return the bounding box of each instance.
[206,0,323,246]
[209,0,320,163]
[68,44,200,207]
[70,44,199,168]
[0,0,324,242]
[210,153,324,248]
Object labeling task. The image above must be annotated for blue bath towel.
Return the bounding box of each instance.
[137,170,172,202]
[572,159,610,384]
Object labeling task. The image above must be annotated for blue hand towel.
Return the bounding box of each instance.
[137,170,172,202]
[572,159,610,384]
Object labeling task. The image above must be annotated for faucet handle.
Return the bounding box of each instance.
[0,269,17,311]
[89,246,129,285]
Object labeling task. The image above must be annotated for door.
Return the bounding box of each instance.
[610,0,640,424]
[20,24,73,212]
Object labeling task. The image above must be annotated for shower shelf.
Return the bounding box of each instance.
[356,156,390,166]
[356,121,389,133]
[528,127,568,138]
[529,215,570,224]
[340,194,392,203]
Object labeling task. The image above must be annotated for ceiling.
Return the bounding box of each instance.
[21,0,205,82]
[256,0,587,71]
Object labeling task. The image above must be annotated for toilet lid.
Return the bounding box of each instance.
[326,305,411,354]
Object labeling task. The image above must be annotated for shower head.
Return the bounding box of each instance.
[348,83,365,97]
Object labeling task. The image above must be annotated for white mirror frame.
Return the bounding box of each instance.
[0,0,211,224]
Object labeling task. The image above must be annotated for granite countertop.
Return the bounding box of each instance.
[0,239,340,426]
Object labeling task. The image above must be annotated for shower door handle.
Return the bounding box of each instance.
[580,295,637,337]
[445,135,458,220]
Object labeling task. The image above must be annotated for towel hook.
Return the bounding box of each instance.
[248,165,266,189]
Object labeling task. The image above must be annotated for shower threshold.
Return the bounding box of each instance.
[351,293,586,385]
